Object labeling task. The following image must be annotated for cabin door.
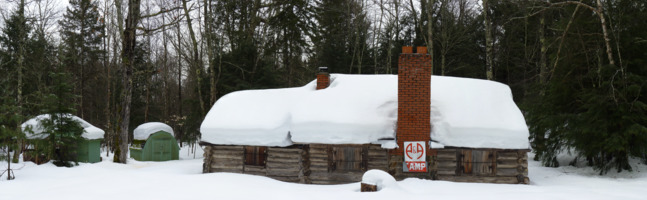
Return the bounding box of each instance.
[152,139,172,161]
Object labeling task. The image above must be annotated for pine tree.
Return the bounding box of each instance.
[267,0,315,87]
[38,70,84,167]
[314,0,368,74]
[58,0,106,119]
[525,1,647,174]
[0,0,30,165]
[0,97,22,180]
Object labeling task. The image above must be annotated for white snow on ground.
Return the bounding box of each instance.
[201,74,529,149]
[133,122,175,140]
[2,149,646,200]
[21,114,105,140]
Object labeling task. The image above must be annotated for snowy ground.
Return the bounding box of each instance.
[1,146,646,200]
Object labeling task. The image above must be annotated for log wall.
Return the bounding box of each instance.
[202,145,307,183]
[433,148,530,184]
[308,144,389,184]
[202,143,529,184]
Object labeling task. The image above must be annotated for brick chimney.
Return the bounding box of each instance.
[316,67,330,90]
[393,46,432,154]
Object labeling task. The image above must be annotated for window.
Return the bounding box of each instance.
[459,150,494,175]
[332,146,365,172]
[244,146,267,166]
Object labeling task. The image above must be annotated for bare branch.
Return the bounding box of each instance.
[140,6,182,19]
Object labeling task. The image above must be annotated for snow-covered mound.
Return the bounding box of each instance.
[21,114,105,140]
[134,122,174,140]
[200,74,529,149]
[361,169,397,191]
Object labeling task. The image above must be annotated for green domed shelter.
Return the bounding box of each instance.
[22,114,105,164]
[129,122,179,161]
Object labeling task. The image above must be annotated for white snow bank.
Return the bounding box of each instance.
[201,74,529,149]
[361,169,398,191]
[133,122,174,140]
[4,152,647,200]
[21,114,105,140]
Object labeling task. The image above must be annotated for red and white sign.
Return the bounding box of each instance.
[404,141,427,172]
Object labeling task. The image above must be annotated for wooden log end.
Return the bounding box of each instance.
[361,183,378,192]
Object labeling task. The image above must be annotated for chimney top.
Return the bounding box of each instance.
[319,66,328,73]
[401,46,428,54]
[402,46,413,54]
[417,46,427,54]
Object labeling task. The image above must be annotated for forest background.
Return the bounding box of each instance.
[0,0,645,174]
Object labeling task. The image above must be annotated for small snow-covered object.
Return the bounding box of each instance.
[133,122,174,140]
[21,114,105,140]
[361,169,397,191]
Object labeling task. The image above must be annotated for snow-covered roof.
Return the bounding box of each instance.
[21,114,105,140]
[200,74,530,149]
[133,122,174,140]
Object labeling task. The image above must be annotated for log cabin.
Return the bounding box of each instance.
[199,46,530,184]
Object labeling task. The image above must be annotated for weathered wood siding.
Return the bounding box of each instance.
[307,144,389,184]
[434,149,529,184]
[203,145,244,173]
[266,147,306,183]
[202,145,307,183]
[202,143,529,184]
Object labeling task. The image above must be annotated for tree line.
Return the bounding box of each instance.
[1,0,645,175]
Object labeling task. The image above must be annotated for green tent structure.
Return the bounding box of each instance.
[130,122,179,161]
[21,114,105,164]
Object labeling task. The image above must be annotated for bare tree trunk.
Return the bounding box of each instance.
[144,3,152,123]
[439,0,446,75]
[483,0,494,80]
[205,0,217,105]
[162,3,170,120]
[373,0,384,74]
[12,0,26,164]
[181,0,206,116]
[595,0,615,67]
[115,0,141,164]
[176,22,183,145]
[552,5,581,79]
[79,4,86,119]
[427,0,434,74]
[539,11,548,84]
[549,1,615,67]
[7,147,14,180]
[103,0,112,156]
[116,0,124,37]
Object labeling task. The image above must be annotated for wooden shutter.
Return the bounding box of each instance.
[244,146,267,166]
[333,146,363,172]
[459,149,494,176]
